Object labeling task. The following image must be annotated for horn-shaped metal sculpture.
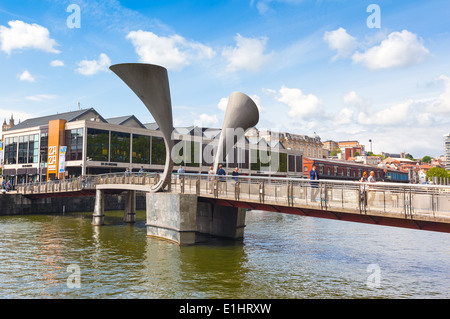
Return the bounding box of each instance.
[213,92,259,173]
[110,63,174,192]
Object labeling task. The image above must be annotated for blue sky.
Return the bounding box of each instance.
[0,0,449,158]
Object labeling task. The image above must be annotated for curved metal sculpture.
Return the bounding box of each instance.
[110,63,174,192]
[213,92,259,173]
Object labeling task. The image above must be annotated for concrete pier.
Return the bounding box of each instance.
[146,193,246,245]
[92,189,105,226]
[123,190,136,223]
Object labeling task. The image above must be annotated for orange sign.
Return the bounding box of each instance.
[47,119,66,180]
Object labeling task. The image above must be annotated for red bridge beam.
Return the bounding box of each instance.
[199,197,450,234]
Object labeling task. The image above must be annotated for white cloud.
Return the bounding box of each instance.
[222,33,273,72]
[425,75,450,115]
[270,86,323,120]
[126,30,215,71]
[358,99,413,126]
[335,107,354,125]
[352,30,430,70]
[323,27,357,60]
[50,59,64,67]
[25,94,58,102]
[217,97,228,111]
[0,20,60,55]
[199,113,219,126]
[217,94,264,112]
[76,53,111,76]
[18,70,35,82]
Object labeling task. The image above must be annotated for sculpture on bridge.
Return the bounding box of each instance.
[110,63,259,192]
[110,63,174,192]
[213,92,259,173]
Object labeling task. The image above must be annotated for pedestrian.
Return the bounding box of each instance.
[217,164,226,193]
[208,166,215,194]
[139,166,145,177]
[309,165,319,201]
[177,166,185,179]
[367,171,376,207]
[360,171,369,207]
[232,167,239,183]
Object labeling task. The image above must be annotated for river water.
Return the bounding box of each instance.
[0,210,449,299]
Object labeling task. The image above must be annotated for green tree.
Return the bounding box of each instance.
[405,153,414,160]
[330,147,341,156]
[426,167,450,180]
[421,156,432,163]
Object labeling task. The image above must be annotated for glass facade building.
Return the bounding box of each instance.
[1,108,303,186]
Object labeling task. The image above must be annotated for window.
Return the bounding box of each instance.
[4,137,17,164]
[132,134,150,164]
[65,128,83,161]
[87,128,109,161]
[151,136,166,165]
[40,131,48,163]
[18,135,28,164]
[28,134,39,163]
[110,131,130,163]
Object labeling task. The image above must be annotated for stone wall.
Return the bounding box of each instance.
[0,192,146,216]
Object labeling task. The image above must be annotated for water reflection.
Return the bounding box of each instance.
[0,210,449,298]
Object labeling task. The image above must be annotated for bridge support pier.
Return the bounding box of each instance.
[146,193,246,245]
[123,190,136,223]
[92,189,105,226]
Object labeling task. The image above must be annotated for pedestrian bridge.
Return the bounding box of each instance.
[16,172,450,244]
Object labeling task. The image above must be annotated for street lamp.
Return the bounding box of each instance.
[369,139,372,153]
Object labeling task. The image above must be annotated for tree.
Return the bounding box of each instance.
[421,156,432,163]
[330,147,341,156]
[426,167,450,180]
[354,151,360,157]
[405,153,414,160]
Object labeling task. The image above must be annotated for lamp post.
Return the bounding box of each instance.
[369,139,372,153]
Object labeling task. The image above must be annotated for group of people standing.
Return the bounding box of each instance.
[1,180,13,192]
[309,165,377,206]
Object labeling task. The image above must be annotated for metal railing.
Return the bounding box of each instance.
[15,172,450,222]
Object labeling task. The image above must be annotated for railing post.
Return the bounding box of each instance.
[196,175,200,195]
[181,176,185,194]
[259,181,264,203]
[235,180,240,201]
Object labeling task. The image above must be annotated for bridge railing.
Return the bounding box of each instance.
[174,173,450,221]
[15,171,450,221]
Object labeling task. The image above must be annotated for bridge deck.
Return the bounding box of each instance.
[15,172,450,233]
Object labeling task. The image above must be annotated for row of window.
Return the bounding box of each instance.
[3,128,303,174]
[307,164,384,179]
[3,134,39,165]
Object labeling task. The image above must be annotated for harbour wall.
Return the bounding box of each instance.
[0,192,146,216]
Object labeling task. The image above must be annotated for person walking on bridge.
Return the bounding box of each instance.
[309,165,320,202]
[367,171,377,207]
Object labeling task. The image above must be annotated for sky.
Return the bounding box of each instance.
[0,0,449,159]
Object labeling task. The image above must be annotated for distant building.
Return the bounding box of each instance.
[353,155,381,165]
[2,114,15,132]
[247,129,327,158]
[445,134,450,170]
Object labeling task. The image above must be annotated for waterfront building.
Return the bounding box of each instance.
[1,108,304,185]
[246,128,327,158]
[445,134,450,170]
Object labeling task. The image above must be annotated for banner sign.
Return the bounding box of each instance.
[58,146,67,173]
